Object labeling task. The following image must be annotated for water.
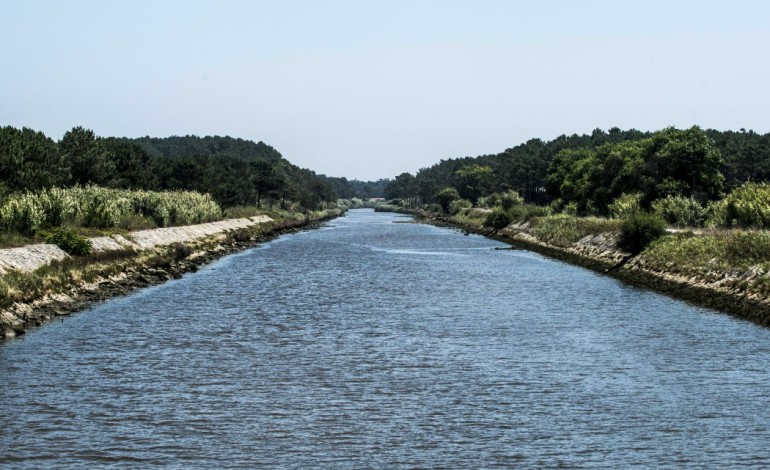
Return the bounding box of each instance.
[2,209,770,468]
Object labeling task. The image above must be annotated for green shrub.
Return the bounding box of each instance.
[484,208,513,230]
[435,187,460,213]
[509,203,551,221]
[721,182,770,229]
[617,212,667,254]
[38,187,76,227]
[500,190,524,210]
[652,195,707,227]
[705,199,728,228]
[608,193,642,219]
[45,227,92,256]
[448,198,472,215]
[0,192,44,235]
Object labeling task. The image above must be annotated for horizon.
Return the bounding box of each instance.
[2,0,769,180]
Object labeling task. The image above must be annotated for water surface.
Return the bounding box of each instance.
[2,209,770,468]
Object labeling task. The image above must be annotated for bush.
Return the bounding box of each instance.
[0,193,45,235]
[617,212,667,254]
[45,227,92,256]
[500,190,524,210]
[435,187,460,213]
[509,203,551,221]
[38,187,76,227]
[721,182,770,229]
[608,193,642,219]
[484,208,513,230]
[448,198,472,215]
[652,195,707,227]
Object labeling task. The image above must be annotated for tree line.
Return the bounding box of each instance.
[384,126,770,215]
[0,126,385,210]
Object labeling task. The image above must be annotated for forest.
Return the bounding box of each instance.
[383,126,770,218]
[0,126,385,210]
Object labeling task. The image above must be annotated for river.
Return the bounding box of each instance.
[2,209,770,468]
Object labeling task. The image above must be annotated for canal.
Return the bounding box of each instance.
[2,209,769,468]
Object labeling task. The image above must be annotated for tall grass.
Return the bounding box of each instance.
[0,186,222,237]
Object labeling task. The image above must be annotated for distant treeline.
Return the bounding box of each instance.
[0,126,387,209]
[384,126,770,215]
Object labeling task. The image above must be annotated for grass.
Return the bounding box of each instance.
[449,208,488,227]
[0,248,140,307]
[643,230,770,274]
[530,214,622,246]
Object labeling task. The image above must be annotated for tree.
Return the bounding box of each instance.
[435,187,460,213]
[0,126,70,195]
[59,127,116,186]
[250,160,277,208]
[453,164,493,203]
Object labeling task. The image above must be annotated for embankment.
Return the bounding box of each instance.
[1,211,342,339]
[419,212,770,327]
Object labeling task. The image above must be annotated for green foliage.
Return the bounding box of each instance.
[0,186,223,236]
[59,126,117,186]
[484,208,513,230]
[0,192,44,235]
[0,126,70,196]
[448,198,472,215]
[45,227,92,256]
[547,126,724,215]
[508,203,551,221]
[616,212,667,254]
[454,164,493,203]
[81,192,129,228]
[645,231,770,273]
[652,195,707,227]
[720,182,770,229]
[608,193,642,219]
[435,187,461,213]
[531,214,620,246]
[38,187,77,226]
[499,190,524,209]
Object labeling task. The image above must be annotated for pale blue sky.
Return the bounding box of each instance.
[2,0,769,180]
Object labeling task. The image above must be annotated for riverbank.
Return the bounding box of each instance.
[403,208,770,327]
[1,209,343,339]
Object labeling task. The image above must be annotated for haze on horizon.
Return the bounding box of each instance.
[2,0,769,181]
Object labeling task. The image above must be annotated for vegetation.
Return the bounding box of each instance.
[719,182,770,229]
[616,213,667,254]
[383,126,770,220]
[44,227,92,256]
[0,186,222,238]
[1,125,388,216]
[531,215,620,246]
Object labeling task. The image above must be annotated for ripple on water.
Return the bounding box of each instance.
[2,209,770,468]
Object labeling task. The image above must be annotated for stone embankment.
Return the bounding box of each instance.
[430,215,770,326]
[0,216,272,275]
[1,214,317,339]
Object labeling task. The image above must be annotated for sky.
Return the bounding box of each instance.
[2,0,769,181]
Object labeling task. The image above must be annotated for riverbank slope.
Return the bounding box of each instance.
[1,209,343,338]
[407,209,770,326]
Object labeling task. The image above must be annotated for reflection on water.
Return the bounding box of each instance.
[2,209,770,468]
